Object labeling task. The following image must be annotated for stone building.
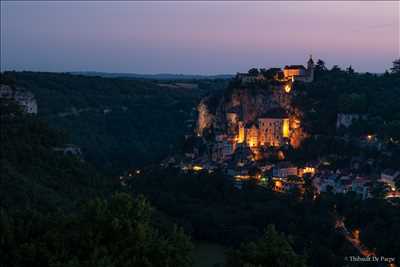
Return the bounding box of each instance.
[273,161,298,178]
[245,123,259,148]
[237,108,290,149]
[336,113,366,129]
[283,55,314,83]
[0,84,38,114]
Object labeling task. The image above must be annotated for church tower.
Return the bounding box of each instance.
[307,55,314,82]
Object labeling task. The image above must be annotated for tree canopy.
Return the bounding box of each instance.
[0,193,193,267]
[226,225,306,267]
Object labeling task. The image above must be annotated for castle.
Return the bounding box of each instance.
[236,55,314,84]
[283,55,314,83]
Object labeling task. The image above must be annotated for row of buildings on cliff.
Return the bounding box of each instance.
[196,56,314,163]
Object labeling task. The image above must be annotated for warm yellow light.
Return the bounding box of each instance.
[353,229,360,240]
[282,119,290,138]
[193,165,203,171]
[275,180,283,188]
[303,167,315,174]
[284,84,291,93]
[235,175,250,180]
[238,124,245,143]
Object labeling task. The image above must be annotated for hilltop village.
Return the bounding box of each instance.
[164,56,317,190]
[162,56,400,202]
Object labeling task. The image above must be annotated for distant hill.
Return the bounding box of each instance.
[4,71,229,175]
[71,71,234,80]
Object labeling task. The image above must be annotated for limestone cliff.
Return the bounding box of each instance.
[196,98,214,136]
[196,79,307,148]
[0,84,38,114]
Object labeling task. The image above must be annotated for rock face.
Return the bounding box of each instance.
[196,79,306,148]
[0,84,38,114]
[197,82,290,133]
[196,98,215,136]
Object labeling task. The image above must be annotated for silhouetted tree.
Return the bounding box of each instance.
[331,65,341,72]
[248,68,259,76]
[315,59,327,72]
[346,65,355,74]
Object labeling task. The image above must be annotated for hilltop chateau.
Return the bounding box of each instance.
[195,56,314,163]
[236,56,314,84]
[283,56,314,83]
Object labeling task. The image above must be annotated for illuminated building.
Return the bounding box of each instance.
[274,180,284,192]
[282,118,290,138]
[233,108,290,149]
[237,121,245,143]
[258,108,290,147]
[273,162,298,178]
[283,55,314,83]
[299,166,316,177]
[283,65,306,79]
[245,123,259,148]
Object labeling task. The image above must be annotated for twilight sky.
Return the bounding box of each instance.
[1,1,399,74]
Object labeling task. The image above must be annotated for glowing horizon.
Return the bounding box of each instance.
[1,1,399,74]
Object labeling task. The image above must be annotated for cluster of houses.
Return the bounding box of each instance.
[313,168,399,200]
[210,107,291,163]
[176,146,317,192]
[175,152,400,201]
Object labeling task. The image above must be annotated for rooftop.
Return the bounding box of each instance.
[284,65,306,70]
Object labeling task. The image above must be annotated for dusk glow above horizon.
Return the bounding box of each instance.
[1,1,399,74]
